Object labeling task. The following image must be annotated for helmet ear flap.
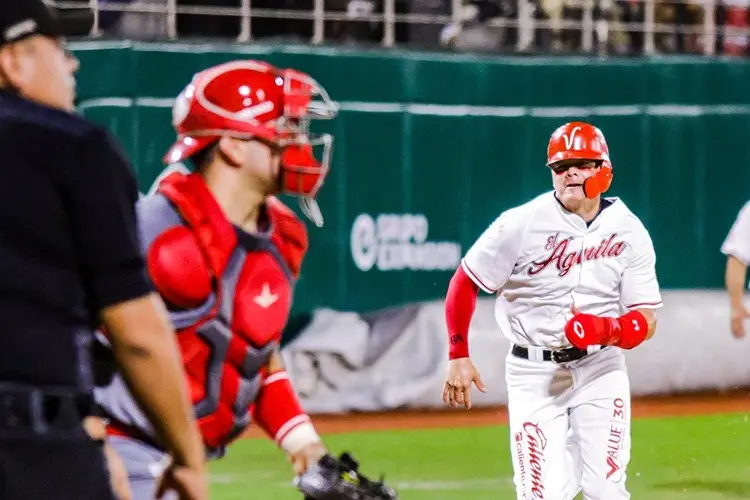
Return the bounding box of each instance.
[582,162,613,199]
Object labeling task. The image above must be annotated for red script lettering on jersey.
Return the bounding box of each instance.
[527,233,626,277]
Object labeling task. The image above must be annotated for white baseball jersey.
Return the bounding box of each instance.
[721,200,750,266]
[462,191,662,349]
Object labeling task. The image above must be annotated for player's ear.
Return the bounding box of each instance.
[217,136,245,168]
[0,44,29,90]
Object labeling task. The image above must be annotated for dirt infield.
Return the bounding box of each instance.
[243,389,750,438]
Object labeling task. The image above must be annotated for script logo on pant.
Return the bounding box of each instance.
[606,397,627,483]
[606,455,623,483]
[515,432,526,492]
[520,422,548,499]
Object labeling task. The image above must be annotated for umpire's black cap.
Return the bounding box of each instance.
[0,0,94,48]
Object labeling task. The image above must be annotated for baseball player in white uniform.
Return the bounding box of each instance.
[721,199,750,338]
[442,121,662,499]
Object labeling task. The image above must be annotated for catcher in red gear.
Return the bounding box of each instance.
[94,59,339,499]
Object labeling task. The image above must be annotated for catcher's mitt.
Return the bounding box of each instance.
[293,452,398,500]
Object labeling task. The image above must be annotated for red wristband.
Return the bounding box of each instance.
[596,310,649,349]
[251,370,318,453]
[449,333,470,359]
[612,310,649,349]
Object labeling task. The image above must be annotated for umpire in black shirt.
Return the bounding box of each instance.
[0,1,208,499]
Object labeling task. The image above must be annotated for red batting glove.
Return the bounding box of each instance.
[564,313,618,349]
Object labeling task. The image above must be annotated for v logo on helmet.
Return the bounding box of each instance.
[236,101,275,120]
[562,126,582,150]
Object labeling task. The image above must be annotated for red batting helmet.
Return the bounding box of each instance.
[546,121,613,199]
[164,60,339,227]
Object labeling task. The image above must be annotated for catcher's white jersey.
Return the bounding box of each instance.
[462,191,662,349]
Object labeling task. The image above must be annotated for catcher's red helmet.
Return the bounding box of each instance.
[164,60,338,227]
[546,121,613,199]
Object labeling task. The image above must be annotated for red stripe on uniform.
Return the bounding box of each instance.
[461,261,497,293]
[625,301,662,308]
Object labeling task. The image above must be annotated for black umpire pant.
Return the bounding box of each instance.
[0,383,116,500]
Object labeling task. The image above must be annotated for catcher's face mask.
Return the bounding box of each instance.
[164,60,338,228]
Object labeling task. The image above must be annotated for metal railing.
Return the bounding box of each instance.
[49,0,750,56]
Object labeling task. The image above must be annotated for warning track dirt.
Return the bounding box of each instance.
[242,389,750,438]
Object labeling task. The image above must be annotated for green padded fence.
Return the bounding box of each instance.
[70,41,750,317]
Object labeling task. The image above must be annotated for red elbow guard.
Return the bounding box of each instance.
[251,370,319,454]
[445,266,479,360]
[612,310,649,350]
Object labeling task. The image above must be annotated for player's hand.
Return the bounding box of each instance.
[104,441,133,500]
[731,303,750,339]
[564,305,605,349]
[289,441,327,476]
[442,358,487,409]
[155,459,208,500]
[83,417,133,500]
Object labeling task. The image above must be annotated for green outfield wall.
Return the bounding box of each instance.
[71,41,750,317]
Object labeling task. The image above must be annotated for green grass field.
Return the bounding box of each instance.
[209,412,750,499]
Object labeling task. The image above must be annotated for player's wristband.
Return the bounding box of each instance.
[252,370,320,454]
[448,333,470,359]
[600,310,649,349]
[614,310,649,349]
[279,421,321,455]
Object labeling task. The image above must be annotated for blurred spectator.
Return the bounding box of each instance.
[97,0,131,30]
[654,0,679,52]
[177,0,240,38]
[339,0,378,42]
[410,0,451,48]
[319,0,352,42]
[679,0,710,53]
[78,0,737,55]
[440,1,506,51]
[720,0,749,54]
[651,0,709,54]
[342,0,412,44]
[613,0,644,53]
[103,0,169,39]
[558,0,613,52]
[576,0,711,55]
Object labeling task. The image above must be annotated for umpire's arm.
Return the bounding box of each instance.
[67,128,205,471]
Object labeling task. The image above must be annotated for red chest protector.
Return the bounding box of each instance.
[152,171,307,450]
